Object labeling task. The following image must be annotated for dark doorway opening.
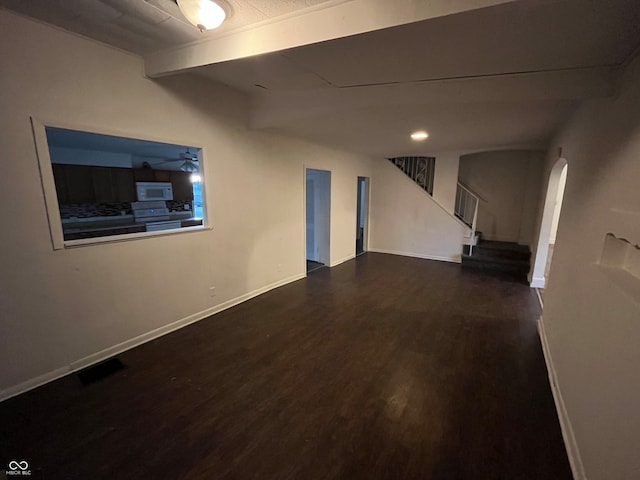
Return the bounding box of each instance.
[306,168,331,274]
[356,176,369,256]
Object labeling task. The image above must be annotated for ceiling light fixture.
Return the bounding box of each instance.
[180,159,199,173]
[411,131,429,141]
[177,0,226,31]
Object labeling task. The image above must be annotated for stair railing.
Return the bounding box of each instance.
[388,156,436,195]
[455,182,480,254]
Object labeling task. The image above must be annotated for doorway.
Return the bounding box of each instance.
[531,158,568,290]
[356,176,369,256]
[306,168,331,273]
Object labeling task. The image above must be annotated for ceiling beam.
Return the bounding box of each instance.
[249,67,618,129]
[144,0,515,77]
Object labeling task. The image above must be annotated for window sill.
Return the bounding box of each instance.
[62,224,210,249]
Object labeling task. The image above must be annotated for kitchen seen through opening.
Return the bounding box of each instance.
[44,126,206,243]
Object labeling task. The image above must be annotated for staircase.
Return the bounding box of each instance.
[387,158,531,281]
[389,158,481,252]
[462,236,531,282]
[388,156,436,195]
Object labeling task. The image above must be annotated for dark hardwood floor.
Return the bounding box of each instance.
[1,253,572,480]
[306,259,325,274]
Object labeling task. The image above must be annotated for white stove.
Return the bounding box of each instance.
[131,200,170,222]
[131,200,182,232]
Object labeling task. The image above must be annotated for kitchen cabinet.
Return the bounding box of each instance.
[181,219,203,228]
[53,165,135,205]
[92,167,114,203]
[64,224,145,241]
[52,164,69,205]
[133,168,155,182]
[54,165,192,205]
[153,170,172,182]
[170,171,194,201]
[111,168,136,203]
[65,165,95,204]
[92,167,136,203]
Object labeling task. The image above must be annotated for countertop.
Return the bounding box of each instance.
[62,213,203,239]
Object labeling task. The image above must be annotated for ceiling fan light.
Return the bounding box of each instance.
[180,160,199,173]
[177,0,226,31]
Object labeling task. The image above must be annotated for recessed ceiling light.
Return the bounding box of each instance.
[177,0,226,31]
[411,131,429,141]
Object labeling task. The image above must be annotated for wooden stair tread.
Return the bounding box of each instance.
[462,254,530,268]
[475,240,530,253]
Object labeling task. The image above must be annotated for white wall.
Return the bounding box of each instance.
[539,52,640,480]
[50,146,133,168]
[458,150,544,244]
[549,164,567,244]
[431,151,461,215]
[529,158,567,288]
[368,159,467,262]
[0,10,372,397]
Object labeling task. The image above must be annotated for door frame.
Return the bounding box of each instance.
[530,158,568,288]
[304,167,332,270]
[356,176,370,256]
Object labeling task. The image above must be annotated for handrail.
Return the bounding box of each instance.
[388,157,436,195]
[456,181,487,203]
[455,182,480,254]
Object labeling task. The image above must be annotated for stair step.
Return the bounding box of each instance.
[461,267,529,284]
[476,240,529,252]
[461,240,530,282]
[474,247,530,261]
[461,254,530,275]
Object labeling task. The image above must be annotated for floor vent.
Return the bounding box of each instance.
[77,358,125,385]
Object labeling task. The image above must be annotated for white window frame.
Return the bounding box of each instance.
[31,117,210,250]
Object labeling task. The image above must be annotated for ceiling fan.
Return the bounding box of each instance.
[151,148,199,172]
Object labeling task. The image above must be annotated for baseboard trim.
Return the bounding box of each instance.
[538,317,586,480]
[0,367,71,404]
[0,272,306,403]
[369,248,461,264]
[535,288,544,309]
[330,254,355,267]
[531,276,546,288]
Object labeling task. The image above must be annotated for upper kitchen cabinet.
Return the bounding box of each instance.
[111,168,136,203]
[170,171,194,201]
[65,165,95,204]
[53,165,135,204]
[152,170,172,183]
[92,166,115,203]
[133,168,155,183]
[52,164,69,205]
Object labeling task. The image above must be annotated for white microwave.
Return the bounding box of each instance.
[136,182,173,201]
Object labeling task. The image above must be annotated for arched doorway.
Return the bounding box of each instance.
[530,158,568,289]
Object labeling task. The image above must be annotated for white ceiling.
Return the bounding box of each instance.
[199,0,640,91]
[45,126,200,170]
[0,0,336,54]
[196,0,640,155]
[3,0,640,157]
[46,126,195,158]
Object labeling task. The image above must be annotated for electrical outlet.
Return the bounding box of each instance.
[209,286,216,297]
